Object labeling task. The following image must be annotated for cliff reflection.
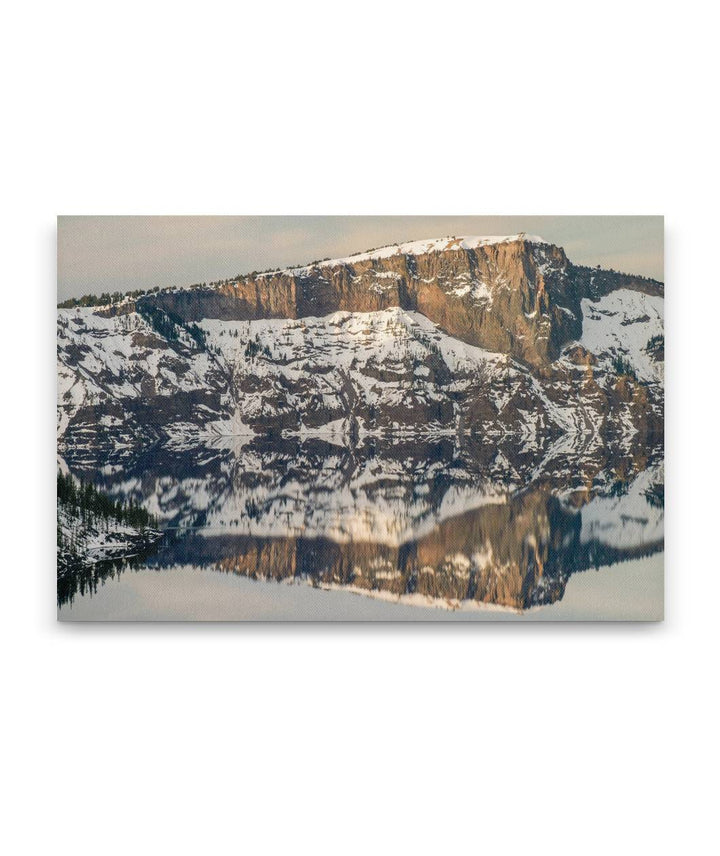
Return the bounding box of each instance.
[151,484,661,612]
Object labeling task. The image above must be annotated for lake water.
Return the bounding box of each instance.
[58,435,664,621]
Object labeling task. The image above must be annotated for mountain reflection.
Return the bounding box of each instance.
[58,434,664,611]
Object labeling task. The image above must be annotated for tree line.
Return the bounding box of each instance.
[611,355,637,380]
[57,287,162,309]
[136,302,207,349]
[57,470,155,530]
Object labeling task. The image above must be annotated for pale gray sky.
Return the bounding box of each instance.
[57,215,663,301]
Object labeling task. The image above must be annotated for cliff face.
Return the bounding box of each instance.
[137,236,661,367]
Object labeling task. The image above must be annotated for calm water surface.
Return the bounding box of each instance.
[58,436,664,621]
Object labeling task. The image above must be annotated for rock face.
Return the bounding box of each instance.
[57,234,664,458]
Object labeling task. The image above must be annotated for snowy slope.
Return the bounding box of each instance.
[57,505,161,572]
[199,307,507,434]
[57,306,231,446]
[57,300,663,457]
[57,307,221,406]
[580,289,664,383]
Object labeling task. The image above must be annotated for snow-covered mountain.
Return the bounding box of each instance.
[57,234,663,458]
[56,233,665,612]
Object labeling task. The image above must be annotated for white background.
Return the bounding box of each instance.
[2,1,718,854]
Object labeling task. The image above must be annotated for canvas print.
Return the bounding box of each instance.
[57,216,664,620]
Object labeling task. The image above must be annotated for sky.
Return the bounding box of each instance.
[57,215,663,301]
